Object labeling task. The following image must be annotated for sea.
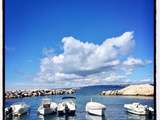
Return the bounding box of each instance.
[5,85,155,120]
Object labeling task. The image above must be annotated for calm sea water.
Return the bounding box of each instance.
[5,85,155,120]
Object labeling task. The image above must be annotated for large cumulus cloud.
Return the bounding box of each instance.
[34,32,151,87]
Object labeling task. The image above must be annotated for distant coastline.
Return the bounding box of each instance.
[100,84,154,96]
[5,83,154,100]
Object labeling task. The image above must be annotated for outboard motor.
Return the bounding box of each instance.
[9,107,12,114]
[5,107,12,119]
[65,104,69,115]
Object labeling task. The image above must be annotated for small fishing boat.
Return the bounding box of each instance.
[10,103,30,116]
[62,96,76,115]
[86,98,106,116]
[124,102,154,115]
[57,96,76,116]
[57,102,65,116]
[38,98,57,115]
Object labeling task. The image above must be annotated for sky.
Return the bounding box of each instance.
[5,0,154,90]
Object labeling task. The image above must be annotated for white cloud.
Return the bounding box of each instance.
[104,73,127,82]
[34,32,152,87]
[123,57,150,66]
[121,57,152,76]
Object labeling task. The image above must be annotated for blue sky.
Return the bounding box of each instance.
[5,0,154,90]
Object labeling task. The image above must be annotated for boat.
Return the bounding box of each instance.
[57,96,76,116]
[124,102,154,115]
[37,98,57,115]
[62,96,76,115]
[57,102,65,116]
[86,98,106,116]
[10,103,30,116]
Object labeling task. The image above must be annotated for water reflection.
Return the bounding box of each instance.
[38,115,76,120]
[5,87,154,120]
[86,114,106,120]
[127,113,154,120]
[8,114,28,120]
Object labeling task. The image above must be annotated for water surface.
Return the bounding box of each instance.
[5,85,154,120]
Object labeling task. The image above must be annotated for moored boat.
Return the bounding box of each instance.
[38,98,57,115]
[86,98,106,116]
[62,97,76,115]
[10,103,30,116]
[57,102,65,116]
[124,102,154,115]
[57,96,76,116]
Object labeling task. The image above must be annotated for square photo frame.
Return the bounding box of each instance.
[1,0,159,119]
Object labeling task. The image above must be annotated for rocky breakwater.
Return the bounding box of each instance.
[5,88,76,99]
[100,84,154,96]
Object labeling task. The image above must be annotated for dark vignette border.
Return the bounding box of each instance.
[2,0,157,119]
[154,0,157,118]
[3,0,5,119]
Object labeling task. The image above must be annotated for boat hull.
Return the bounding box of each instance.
[11,104,30,116]
[86,114,105,120]
[66,110,75,116]
[57,109,75,116]
[125,108,148,115]
[86,101,106,116]
[38,108,56,115]
[57,110,65,116]
[87,109,105,116]
[13,107,29,116]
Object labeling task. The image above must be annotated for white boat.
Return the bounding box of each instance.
[57,102,65,115]
[124,103,154,115]
[38,98,57,115]
[63,97,76,115]
[10,103,30,116]
[86,98,106,116]
[57,96,76,116]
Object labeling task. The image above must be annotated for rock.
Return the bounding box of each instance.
[100,84,154,96]
[5,88,76,99]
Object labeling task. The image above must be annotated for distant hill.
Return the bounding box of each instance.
[100,84,154,96]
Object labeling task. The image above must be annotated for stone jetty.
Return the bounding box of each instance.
[5,88,76,99]
[100,84,154,96]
